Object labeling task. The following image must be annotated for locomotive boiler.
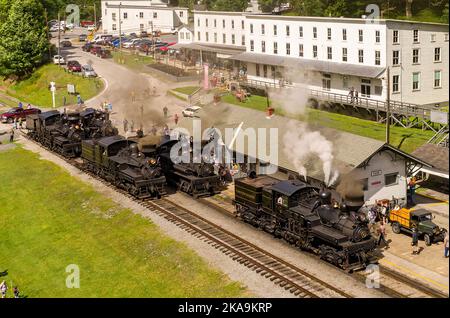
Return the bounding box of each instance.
[234,175,377,270]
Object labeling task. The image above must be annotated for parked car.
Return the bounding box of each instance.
[67,60,82,72]
[123,38,142,49]
[81,64,97,77]
[61,40,72,47]
[79,34,87,42]
[129,33,138,38]
[96,48,111,59]
[82,43,93,52]
[90,46,102,55]
[53,55,65,64]
[1,107,41,123]
[139,31,148,38]
[182,106,201,117]
[49,24,64,32]
[389,208,447,246]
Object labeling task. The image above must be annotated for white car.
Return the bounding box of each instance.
[122,38,141,48]
[50,24,64,32]
[81,65,97,77]
[53,55,65,64]
[182,106,201,117]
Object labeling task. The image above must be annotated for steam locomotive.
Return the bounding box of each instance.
[81,135,166,199]
[234,175,376,270]
[26,108,118,157]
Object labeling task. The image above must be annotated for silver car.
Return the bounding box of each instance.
[81,65,97,77]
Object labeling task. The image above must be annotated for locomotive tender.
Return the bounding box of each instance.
[234,175,376,270]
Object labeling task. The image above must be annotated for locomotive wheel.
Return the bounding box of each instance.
[391,222,401,234]
[424,234,432,246]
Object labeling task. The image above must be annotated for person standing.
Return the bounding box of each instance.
[13,286,19,298]
[131,91,136,102]
[412,226,419,255]
[0,281,7,298]
[444,232,449,258]
[174,113,179,125]
[163,106,168,118]
[377,221,388,247]
[9,128,14,143]
[26,103,31,109]
[123,118,128,133]
[18,101,23,108]
[348,87,354,103]
[130,120,134,132]
[13,117,17,129]
[18,117,23,129]
[354,90,359,104]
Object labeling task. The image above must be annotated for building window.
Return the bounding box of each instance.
[413,30,419,43]
[112,24,117,31]
[342,48,347,62]
[342,28,347,41]
[385,173,398,186]
[327,47,332,60]
[256,64,260,77]
[214,19,216,28]
[186,33,190,40]
[271,66,276,78]
[250,40,254,51]
[205,18,208,27]
[342,75,348,89]
[358,29,363,42]
[412,72,420,90]
[286,25,290,36]
[313,27,317,39]
[273,25,277,36]
[180,32,184,40]
[123,12,128,19]
[223,20,225,28]
[299,26,303,38]
[375,30,380,43]
[261,24,265,35]
[286,43,290,55]
[139,12,144,18]
[393,30,399,43]
[232,20,234,29]
[322,73,331,91]
[197,19,200,27]
[392,50,399,65]
[434,47,441,62]
[250,24,253,34]
[361,178,369,191]
[241,35,245,45]
[273,42,277,54]
[214,33,217,43]
[327,28,331,40]
[313,45,317,58]
[299,44,304,57]
[205,32,209,42]
[358,49,364,63]
[445,33,449,41]
[393,75,399,92]
[112,12,116,21]
[140,24,144,31]
[197,32,200,41]
[231,34,235,45]
[222,33,226,44]
[412,49,419,64]
[153,12,157,18]
[261,40,265,53]
[434,70,441,88]
[263,65,268,78]
[180,11,183,17]
[375,50,380,65]
[361,79,371,97]
[430,34,436,42]
[242,20,244,29]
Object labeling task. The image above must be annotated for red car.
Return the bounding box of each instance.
[67,60,82,72]
[1,107,41,123]
[90,46,102,55]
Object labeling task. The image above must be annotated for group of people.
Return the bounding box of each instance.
[0,281,19,298]
[347,87,360,104]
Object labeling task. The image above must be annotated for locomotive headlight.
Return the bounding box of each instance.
[148,158,157,166]
[75,125,80,129]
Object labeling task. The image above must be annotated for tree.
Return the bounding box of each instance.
[405,0,413,17]
[290,0,325,16]
[258,0,280,13]
[0,0,12,25]
[0,0,49,78]
[324,0,349,17]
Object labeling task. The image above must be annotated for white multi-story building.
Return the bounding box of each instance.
[101,0,188,35]
[179,11,449,107]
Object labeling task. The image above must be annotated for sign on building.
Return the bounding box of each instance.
[430,110,448,125]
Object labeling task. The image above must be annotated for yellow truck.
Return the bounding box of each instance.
[389,208,447,246]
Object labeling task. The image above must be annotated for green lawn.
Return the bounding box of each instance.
[0,147,247,298]
[173,86,200,96]
[1,64,103,108]
[222,92,434,153]
[112,51,154,71]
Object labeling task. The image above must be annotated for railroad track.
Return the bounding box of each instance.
[19,133,448,298]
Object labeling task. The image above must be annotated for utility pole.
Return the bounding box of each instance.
[58,11,61,59]
[150,21,155,59]
[119,2,122,50]
[93,2,97,29]
[386,66,391,144]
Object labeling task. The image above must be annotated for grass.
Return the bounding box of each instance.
[112,51,154,71]
[222,92,435,153]
[0,147,247,298]
[0,64,103,108]
[173,86,200,96]
[167,90,188,101]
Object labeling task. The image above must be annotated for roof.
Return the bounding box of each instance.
[230,52,386,78]
[271,179,311,196]
[97,135,127,148]
[171,42,245,56]
[411,209,433,216]
[412,143,449,173]
[38,110,60,121]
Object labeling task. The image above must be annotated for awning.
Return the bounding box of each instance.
[230,52,386,78]
[419,167,449,179]
[170,42,245,56]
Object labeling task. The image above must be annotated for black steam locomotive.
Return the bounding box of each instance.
[81,135,166,199]
[234,175,376,270]
[26,108,118,157]
[158,137,222,198]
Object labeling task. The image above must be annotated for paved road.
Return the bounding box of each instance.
[51,28,191,135]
